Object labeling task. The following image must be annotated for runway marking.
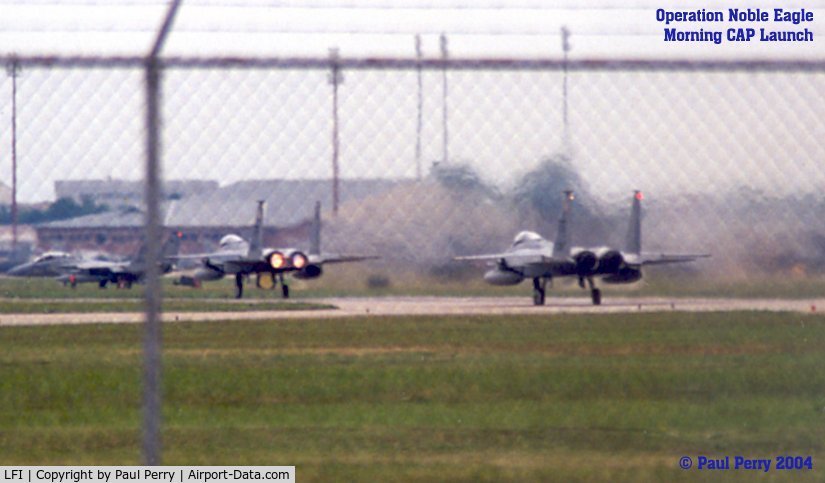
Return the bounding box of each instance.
[0,296,822,326]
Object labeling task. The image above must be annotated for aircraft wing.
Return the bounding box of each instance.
[454,253,571,268]
[635,253,711,266]
[221,259,271,273]
[167,252,223,261]
[168,250,245,268]
[453,253,512,262]
[72,260,127,275]
[308,254,380,265]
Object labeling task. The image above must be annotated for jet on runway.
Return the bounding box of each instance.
[455,190,709,305]
[6,236,180,288]
[174,200,378,298]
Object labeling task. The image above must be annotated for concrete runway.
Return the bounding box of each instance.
[1,296,823,326]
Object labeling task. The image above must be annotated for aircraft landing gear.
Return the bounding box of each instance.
[279,273,290,299]
[234,273,244,299]
[532,277,546,306]
[98,279,107,289]
[591,288,601,306]
[585,276,601,306]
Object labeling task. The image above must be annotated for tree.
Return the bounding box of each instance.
[511,154,610,243]
[432,161,499,199]
[0,196,108,225]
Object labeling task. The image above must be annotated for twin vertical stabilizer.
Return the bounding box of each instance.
[310,201,322,256]
[552,189,642,257]
[248,200,265,259]
[552,190,574,257]
[625,190,643,256]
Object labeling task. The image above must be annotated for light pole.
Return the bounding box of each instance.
[415,34,423,181]
[6,59,20,252]
[440,33,449,164]
[561,27,571,156]
[328,48,343,215]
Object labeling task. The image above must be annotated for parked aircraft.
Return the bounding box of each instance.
[6,235,180,288]
[174,200,377,298]
[6,251,81,279]
[455,190,709,305]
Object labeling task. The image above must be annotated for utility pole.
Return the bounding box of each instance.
[6,59,20,252]
[440,33,449,164]
[561,27,571,156]
[415,34,423,181]
[328,48,343,215]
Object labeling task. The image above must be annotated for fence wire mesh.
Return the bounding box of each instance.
[2,0,825,471]
[1,62,824,290]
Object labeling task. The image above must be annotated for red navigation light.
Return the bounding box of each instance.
[635,191,644,201]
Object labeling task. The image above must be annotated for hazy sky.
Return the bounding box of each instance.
[2,0,823,59]
[0,0,823,203]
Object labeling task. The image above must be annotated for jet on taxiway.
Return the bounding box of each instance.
[174,200,378,298]
[455,190,709,305]
[6,235,180,288]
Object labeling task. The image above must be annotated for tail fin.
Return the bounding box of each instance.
[248,200,265,259]
[132,239,148,265]
[130,231,179,268]
[310,201,321,256]
[625,190,643,256]
[553,190,574,257]
[163,231,182,257]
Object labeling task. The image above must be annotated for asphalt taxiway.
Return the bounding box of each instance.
[0,296,822,326]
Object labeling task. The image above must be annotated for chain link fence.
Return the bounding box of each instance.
[2,1,824,467]
[2,59,824,284]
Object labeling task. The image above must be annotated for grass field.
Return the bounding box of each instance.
[0,311,822,481]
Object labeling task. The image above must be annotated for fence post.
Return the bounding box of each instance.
[142,0,182,466]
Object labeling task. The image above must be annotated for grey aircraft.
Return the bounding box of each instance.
[6,235,180,288]
[455,190,709,305]
[6,251,81,279]
[174,200,378,298]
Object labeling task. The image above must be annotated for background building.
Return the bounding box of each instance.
[34,178,402,255]
[54,179,219,208]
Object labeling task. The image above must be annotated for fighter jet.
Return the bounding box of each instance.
[455,190,709,305]
[174,200,377,298]
[6,235,180,288]
[6,251,81,279]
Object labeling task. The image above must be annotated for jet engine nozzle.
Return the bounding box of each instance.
[574,250,598,275]
[597,250,625,275]
[290,251,308,270]
[268,251,286,269]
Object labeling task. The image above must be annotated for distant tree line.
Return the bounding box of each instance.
[0,196,108,225]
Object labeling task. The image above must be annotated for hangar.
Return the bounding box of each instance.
[34,178,401,256]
